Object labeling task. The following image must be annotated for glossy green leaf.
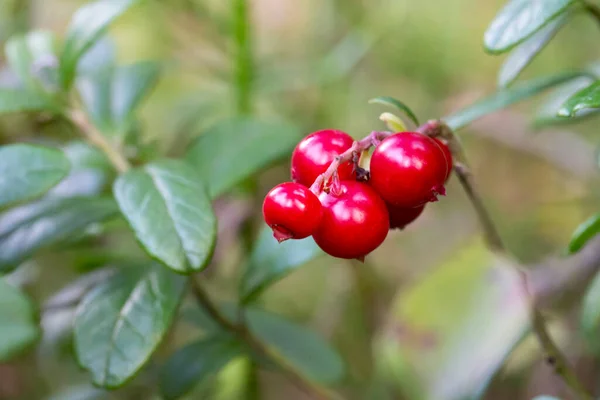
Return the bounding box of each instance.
[59,0,138,89]
[241,227,322,303]
[159,335,244,400]
[498,15,568,87]
[186,117,300,198]
[5,30,57,91]
[74,265,186,388]
[0,279,39,360]
[368,96,420,126]
[581,272,600,353]
[484,0,575,54]
[558,80,600,117]
[444,72,584,130]
[0,196,119,273]
[0,89,55,114]
[567,213,600,254]
[0,144,70,208]
[533,76,598,127]
[113,160,216,273]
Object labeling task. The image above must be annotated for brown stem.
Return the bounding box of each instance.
[190,278,344,400]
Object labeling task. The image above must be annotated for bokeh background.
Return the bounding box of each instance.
[2,0,600,399]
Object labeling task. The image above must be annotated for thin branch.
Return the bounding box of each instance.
[584,1,600,28]
[189,278,344,400]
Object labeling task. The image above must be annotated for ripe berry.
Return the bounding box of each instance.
[388,204,425,230]
[313,181,389,260]
[263,182,322,242]
[369,132,447,207]
[433,137,453,182]
[291,129,355,187]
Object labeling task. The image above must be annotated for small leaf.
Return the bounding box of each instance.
[113,159,217,273]
[484,0,575,54]
[0,89,55,114]
[186,117,300,198]
[368,96,420,126]
[581,272,600,353]
[533,76,598,127]
[558,80,600,117]
[567,213,600,254]
[444,72,585,131]
[0,279,40,361]
[0,144,70,208]
[241,227,322,303]
[159,335,244,400]
[74,264,186,388]
[498,14,568,87]
[59,0,138,89]
[0,196,119,273]
[5,30,58,91]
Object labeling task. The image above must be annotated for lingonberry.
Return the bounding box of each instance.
[313,181,389,260]
[291,129,355,187]
[388,204,425,230]
[263,182,322,242]
[369,132,447,207]
[433,137,453,182]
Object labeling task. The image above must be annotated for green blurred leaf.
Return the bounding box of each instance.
[0,196,119,273]
[444,72,585,130]
[580,271,600,354]
[159,335,244,400]
[45,384,106,400]
[74,264,186,388]
[497,14,568,87]
[558,80,600,117]
[0,89,55,114]
[484,0,575,54]
[241,227,322,303]
[186,117,300,198]
[567,213,600,254]
[0,144,70,208]
[5,30,57,91]
[0,279,39,361]
[59,0,138,89]
[113,160,216,273]
[368,96,420,126]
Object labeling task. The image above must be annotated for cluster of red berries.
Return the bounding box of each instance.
[262,129,453,260]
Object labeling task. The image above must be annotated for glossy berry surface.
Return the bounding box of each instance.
[291,129,355,187]
[388,204,425,230]
[313,181,389,260]
[433,137,453,182]
[263,182,322,242]
[369,132,448,207]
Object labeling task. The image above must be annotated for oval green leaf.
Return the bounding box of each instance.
[159,334,244,400]
[113,159,217,273]
[0,279,40,361]
[567,213,600,254]
[186,117,300,198]
[581,271,600,353]
[484,0,575,54]
[5,30,58,92]
[533,76,598,127]
[241,227,322,303]
[368,96,420,126]
[0,89,56,114]
[0,144,70,208]
[558,80,600,117]
[74,265,186,388]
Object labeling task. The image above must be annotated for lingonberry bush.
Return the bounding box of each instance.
[2,0,600,399]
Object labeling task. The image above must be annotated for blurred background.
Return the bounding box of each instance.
[2,0,600,399]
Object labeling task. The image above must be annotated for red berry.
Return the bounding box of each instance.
[313,181,389,260]
[388,204,425,230]
[263,182,322,242]
[433,137,453,182]
[291,129,355,187]
[369,132,447,207]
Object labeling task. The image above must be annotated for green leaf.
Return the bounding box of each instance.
[59,0,138,89]
[241,227,322,303]
[558,80,600,117]
[186,117,300,198]
[0,279,39,361]
[484,0,575,54]
[159,335,244,400]
[0,196,119,273]
[74,264,186,388]
[113,159,217,273]
[444,72,585,131]
[567,213,600,254]
[0,89,55,114]
[5,30,58,91]
[368,96,420,126]
[0,144,70,208]
[581,272,600,353]
[497,14,568,87]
